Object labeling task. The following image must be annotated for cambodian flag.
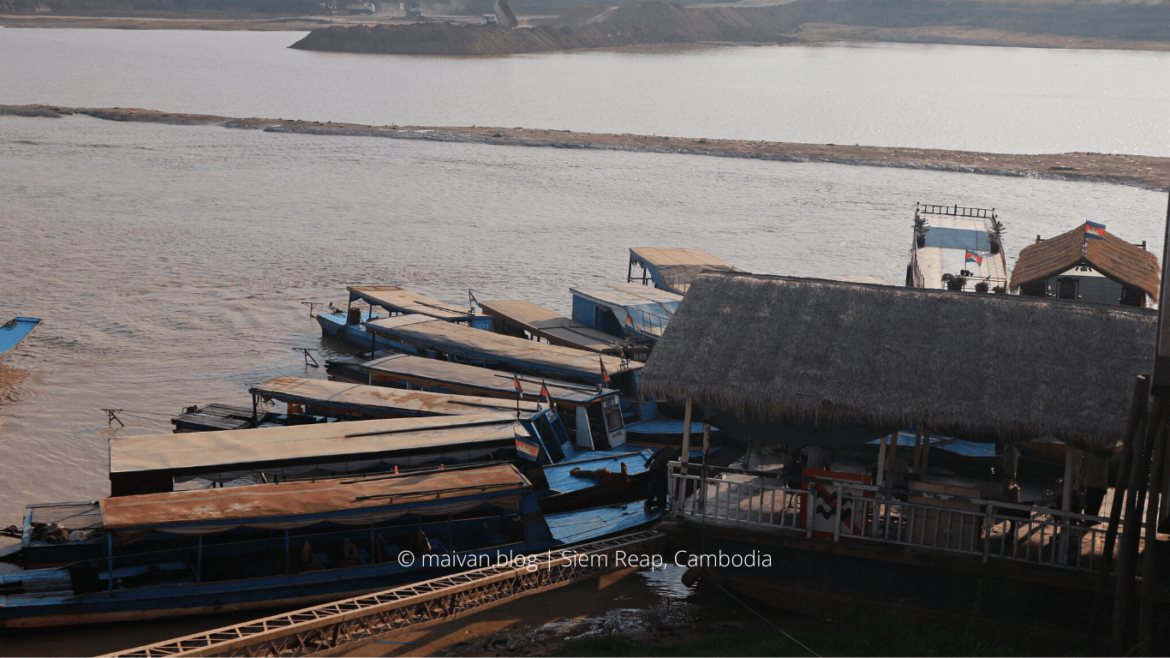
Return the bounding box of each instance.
[513,374,523,395]
[1086,221,1106,239]
[965,250,983,265]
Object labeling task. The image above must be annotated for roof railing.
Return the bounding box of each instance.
[916,203,997,219]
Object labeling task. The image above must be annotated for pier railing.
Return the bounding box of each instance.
[915,203,996,219]
[668,463,1135,574]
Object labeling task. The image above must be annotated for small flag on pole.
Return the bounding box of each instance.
[513,374,523,395]
[540,381,552,406]
[599,356,610,385]
[965,250,983,265]
[1086,221,1106,239]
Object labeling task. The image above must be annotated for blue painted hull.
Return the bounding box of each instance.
[318,312,419,356]
[0,317,40,360]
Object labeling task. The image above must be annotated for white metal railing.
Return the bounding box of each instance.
[668,463,1137,573]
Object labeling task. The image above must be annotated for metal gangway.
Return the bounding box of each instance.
[104,529,663,658]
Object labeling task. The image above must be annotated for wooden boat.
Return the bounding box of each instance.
[627,247,738,295]
[907,204,1008,292]
[172,402,333,433]
[347,286,492,328]
[569,282,681,344]
[0,317,40,360]
[108,413,542,497]
[0,464,661,629]
[327,355,633,449]
[476,299,640,358]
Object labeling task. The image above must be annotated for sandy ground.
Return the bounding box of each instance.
[792,22,1170,51]
[5,104,1168,192]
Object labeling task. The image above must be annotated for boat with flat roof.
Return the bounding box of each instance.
[476,299,638,358]
[0,464,661,628]
[907,203,1008,292]
[628,247,738,295]
[570,282,682,344]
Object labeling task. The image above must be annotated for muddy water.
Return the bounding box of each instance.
[4,28,1170,155]
[0,113,1166,652]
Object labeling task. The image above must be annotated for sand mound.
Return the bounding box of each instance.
[289,1,801,55]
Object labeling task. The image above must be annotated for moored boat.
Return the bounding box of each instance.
[0,317,41,360]
[0,464,661,629]
[907,203,1008,293]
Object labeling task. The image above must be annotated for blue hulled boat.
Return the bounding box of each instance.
[0,464,660,629]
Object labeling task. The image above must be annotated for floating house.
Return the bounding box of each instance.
[907,203,1008,292]
[570,282,682,344]
[627,248,738,295]
[1009,223,1160,307]
[0,317,40,360]
[475,299,630,357]
[641,272,1157,634]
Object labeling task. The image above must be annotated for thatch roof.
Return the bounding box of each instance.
[640,272,1156,453]
[1009,223,1160,302]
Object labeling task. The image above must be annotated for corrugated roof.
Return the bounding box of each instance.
[348,286,477,320]
[101,464,529,530]
[477,300,624,354]
[251,376,542,415]
[359,354,613,406]
[365,316,641,379]
[1009,224,1160,302]
[110,413,527,474]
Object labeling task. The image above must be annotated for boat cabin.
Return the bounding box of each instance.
[570,282,682,344]
[1009,223,1159,308]
[475,299,634,358]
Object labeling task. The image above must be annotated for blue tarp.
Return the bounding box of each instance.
[545,502,662,544]
[923,227,991,251]
[0,317,40,359]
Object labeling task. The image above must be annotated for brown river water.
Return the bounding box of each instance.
[0,112,1166,653]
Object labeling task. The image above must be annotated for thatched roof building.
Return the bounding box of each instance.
[1009,223,1160,306]
[640,272,1156,454]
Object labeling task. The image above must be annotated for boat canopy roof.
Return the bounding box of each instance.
[476,300,623,354]
[100,464,530,532]
[348,286,479,321]
[110,413,528,475]
[251,376,543,415]
[365,315,641,380]
[0,317,41,359]
[629,248,738,295]
[571,282,682,312]
[359,354,615,406]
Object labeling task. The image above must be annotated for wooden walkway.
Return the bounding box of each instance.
[103,529,664,658]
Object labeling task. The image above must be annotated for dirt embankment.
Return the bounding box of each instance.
[289,1,801,55]
[286,0,1170,55]
[5,104,1169,191]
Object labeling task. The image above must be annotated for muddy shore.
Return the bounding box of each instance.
[5,104,1168,191]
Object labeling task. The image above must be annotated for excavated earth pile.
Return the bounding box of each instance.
[289,1,801,55]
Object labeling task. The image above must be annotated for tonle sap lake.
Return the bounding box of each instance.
[3,27,1170,155]
[1,27,1170,653]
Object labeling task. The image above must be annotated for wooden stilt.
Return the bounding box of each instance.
[876,434,889,488]
[1090,375,1148,638]
[913,428,923,471]
[921,426,932,474]
[1139,418,1168,656]
[1114,398,1165,655]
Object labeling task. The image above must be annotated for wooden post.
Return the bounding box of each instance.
[681,396,692,472]
[702,423,710,465]
[744,438,753,470]
[1115,398,1165,655]
[922,426,932,474]
[913,428,923,471]
[1139,419,1168,656]
[699,423,711,515]
[1063,447,1075,513]
[1090,375,1148,637]
[876,434,888,488]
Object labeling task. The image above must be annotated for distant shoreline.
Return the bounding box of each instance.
[4,104,1168,191]
[5,12,1170,53]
